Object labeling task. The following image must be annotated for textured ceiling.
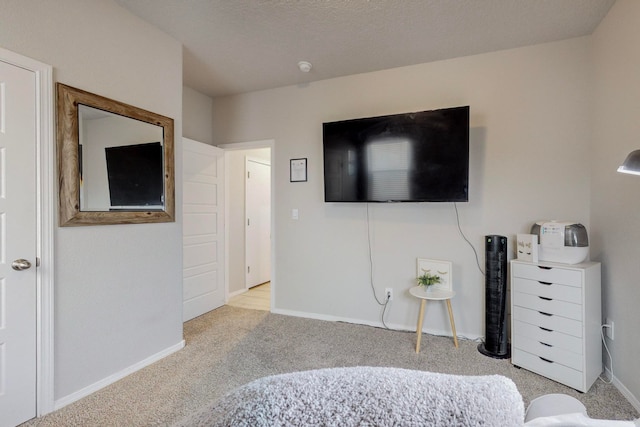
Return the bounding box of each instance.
[116,0,616,98]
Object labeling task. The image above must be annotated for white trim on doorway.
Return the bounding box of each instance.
[0,47,56,416]
[219,139,275,311]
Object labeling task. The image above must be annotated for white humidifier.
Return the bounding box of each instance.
[530,221,589,265]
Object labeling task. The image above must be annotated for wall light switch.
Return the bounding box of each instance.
[292,208,299,220]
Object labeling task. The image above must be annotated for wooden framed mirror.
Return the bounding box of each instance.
[57,83,175,226]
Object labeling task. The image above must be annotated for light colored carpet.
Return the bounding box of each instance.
[22,306,639,426]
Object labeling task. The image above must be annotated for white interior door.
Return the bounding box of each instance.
[0,60,38,427]
[245,158,271,288]
[182,138,225,322]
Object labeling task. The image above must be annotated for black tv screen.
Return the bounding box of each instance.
[105,142,163,208]
[323,106,469,203]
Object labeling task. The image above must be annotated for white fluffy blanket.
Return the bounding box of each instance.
[174,366,525,426]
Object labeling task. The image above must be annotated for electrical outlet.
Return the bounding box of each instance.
[385,288,393,301]
[605,318,615,340]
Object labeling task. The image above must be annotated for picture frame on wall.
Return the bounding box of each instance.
[290,158,307,182]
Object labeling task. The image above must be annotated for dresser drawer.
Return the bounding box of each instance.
[513,320,582,354]
[511,262,582,287]
[513,291,582,321]
[513,334,583,371]
[510,260,600,393]
[512,306,583,338]
[512,348,584,391]
[512,278,582,304]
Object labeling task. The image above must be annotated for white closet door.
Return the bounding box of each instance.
[182,138,225,321]
[245,158,271,288]
[0,57,38,427]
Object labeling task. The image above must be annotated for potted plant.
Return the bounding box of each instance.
[417,270,441,290]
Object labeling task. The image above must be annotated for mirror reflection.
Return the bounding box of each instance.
[57,83,175,226]
[79,105,164,211]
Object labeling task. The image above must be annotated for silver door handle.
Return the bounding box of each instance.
[11,259,32,271]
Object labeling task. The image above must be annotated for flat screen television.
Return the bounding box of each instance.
[323,106,469,203]
[105,141,163,209]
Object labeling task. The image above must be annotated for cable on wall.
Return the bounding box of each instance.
[453,202,485,276]
[368,202,482,329]
[366,203,391,329]
[600,324,614,384]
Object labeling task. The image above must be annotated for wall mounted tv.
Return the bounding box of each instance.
[323,106,469,203]
[105,141,163,209]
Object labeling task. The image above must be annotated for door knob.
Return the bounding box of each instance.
[11,259,32,271]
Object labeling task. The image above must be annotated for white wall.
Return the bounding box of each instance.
[0,0,184,404]
[183,85,214,145]
[591,0,640,407]
[213,37,592,338]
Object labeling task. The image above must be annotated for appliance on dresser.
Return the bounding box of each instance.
[510,260,602,392]
[530,221,589,265]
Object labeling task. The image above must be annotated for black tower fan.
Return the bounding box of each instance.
[478,235,510,359]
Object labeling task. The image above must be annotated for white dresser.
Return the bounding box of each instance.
[510,260,602,392]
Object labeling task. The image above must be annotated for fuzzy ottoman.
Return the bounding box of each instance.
[173,366,525,426]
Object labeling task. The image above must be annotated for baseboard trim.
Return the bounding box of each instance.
[227,288,246,299]
[271,307,401,329]
[53,340,185,410]
[270,308,482,341]
[605,366,640,413]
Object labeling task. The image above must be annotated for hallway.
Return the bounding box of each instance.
[226,282,270,311]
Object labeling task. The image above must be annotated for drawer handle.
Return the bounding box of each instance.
[538,311,552,317]
[538,266,552,270]
[539,357,554,363]
[538,296,552,301]
[539,341,553,347]
[538,281,552,285]
[539,326,553,332]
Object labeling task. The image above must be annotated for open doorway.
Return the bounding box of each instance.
[221,140,273,311]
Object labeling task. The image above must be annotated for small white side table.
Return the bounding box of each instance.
[409,286,459,353]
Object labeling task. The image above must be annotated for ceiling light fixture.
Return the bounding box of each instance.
[298,61,312,73]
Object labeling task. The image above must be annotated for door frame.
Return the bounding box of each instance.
[0,47,55,416]
[219,139,275,308]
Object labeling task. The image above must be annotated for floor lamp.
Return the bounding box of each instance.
[618,149,640,175]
